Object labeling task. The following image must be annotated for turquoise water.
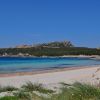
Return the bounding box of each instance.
[0,57,100,73]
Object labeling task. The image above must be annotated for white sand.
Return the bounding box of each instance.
[0,66,100,88]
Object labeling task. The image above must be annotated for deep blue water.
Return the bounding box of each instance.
[0,57,100,73]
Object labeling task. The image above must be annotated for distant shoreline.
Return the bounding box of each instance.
[0,55,100,61]
[0,55,99,58]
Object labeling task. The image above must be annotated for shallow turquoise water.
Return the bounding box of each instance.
[0,57,100,73]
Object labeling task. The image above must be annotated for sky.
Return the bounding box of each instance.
[0,0,100,48]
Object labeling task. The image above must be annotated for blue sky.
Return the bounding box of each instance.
[0,0,100,48]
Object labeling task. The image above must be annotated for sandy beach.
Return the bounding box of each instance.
[0,65,100,88]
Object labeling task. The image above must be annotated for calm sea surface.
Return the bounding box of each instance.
[0,57,100,73]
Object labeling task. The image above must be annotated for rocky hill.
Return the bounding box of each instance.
[15,41,73,48]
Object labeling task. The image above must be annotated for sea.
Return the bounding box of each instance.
[0,57,100,73]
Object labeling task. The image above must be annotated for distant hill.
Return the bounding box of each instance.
[15,45,32,48]
[0,41,100,57]
[39,41,73,48]
[15,41,73,48]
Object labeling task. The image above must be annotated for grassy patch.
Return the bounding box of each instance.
[21,82,54,94]
[14,90,31,100]
[45,82,100,100]
[0,96,18,100]
[1,82,100,100]
[0,86,18,93]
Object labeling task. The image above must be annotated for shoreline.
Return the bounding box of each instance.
[0,55,99,77]
[0,65,99,88]
[0,56,99,87]
[0,65,99,77]
[0,65,99,87]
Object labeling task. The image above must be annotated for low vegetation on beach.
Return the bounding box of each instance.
[0,82,100,100]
